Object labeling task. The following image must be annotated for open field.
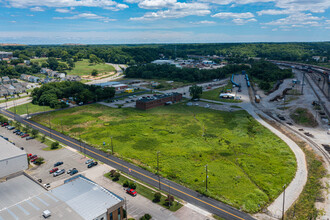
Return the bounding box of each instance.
[31,103,296,212]
[66,59,115,76]
[9,103,52,115]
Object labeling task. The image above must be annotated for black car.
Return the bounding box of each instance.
[54,161,63,167]
[87,161,98,168]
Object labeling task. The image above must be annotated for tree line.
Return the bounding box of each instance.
[31,81,115,108]
[125,63,248,82]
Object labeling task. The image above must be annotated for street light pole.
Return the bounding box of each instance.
[48,114,51,138]
[111,136,113,155]
[157,151,161,190]
[205,164,208,192]
[282,184,286,220]
[26,103,29,118]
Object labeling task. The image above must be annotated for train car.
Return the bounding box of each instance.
[255,95,260,103]
[231,74,241,88]
[247,81,250,87]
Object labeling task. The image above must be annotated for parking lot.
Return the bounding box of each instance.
[100,93,155,108]
[0,126,92,187]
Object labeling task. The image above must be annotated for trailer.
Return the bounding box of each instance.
[255,95,260,103]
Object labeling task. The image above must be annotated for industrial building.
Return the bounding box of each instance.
[0,175,124,220]
[136,92,182,110]
[0,138,28,178]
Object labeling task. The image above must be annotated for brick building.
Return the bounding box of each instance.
[136,92,182,110]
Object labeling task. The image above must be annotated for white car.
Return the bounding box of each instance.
[53,169,65,177]
[85,159,93,164]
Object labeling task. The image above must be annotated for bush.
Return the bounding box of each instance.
[51,141,59,149]
[153,192,161,203]
[129,182,137,189]
[165,195,174,206]
[123,180,130,187]
[113,172,120,181]
[139,214,152,220]
[31,129,39,137]
[34,157,44,165]
[109,169,116,177]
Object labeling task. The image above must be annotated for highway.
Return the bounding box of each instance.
[0,108,255,220]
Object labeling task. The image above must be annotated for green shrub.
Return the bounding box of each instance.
[113,172,120,181]
[123,180,130,187]
[129,182,137,189]
[139,214,152,220]
[51,141,59,149]
[153,192,161,203]
[34,157,44,165]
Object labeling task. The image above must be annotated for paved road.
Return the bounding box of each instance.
[0,109,254,220]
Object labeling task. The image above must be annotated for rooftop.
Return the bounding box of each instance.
[137,92,181,103]
[0,137,26,162]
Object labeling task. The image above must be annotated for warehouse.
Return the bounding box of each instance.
[0,138,28,178]
[136,93,182,110]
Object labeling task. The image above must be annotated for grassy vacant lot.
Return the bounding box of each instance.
[201,83,242,103]
[32,104,296,212]
[9,103,52,115]
[290,108,318,127]
[66,59,115,76]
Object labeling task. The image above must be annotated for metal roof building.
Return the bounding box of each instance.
[0,138,28,178]
[51,176,124,220]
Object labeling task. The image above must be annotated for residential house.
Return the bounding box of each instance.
[65,75,81,81]
[1,76,11,84]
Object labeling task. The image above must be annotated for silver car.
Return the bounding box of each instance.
[53,169,65,177]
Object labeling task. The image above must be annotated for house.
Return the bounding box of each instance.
[1,76,11,84]
[20,74,29,81]
[29,76,40,83]
[41,68,52,74]
[24,60,31,65]
[112,84,128,91]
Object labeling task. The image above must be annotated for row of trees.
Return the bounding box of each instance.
[31,81,116,108]
[125,63,248,82]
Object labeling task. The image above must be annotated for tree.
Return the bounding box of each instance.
[165,195,174,207]
[31,129,39,137]
[91,69,98,76]
[51,141,60,149]
[189,85,203,100]
[34,157,44,165]
[113,172,120,181]
[153,192,161,203]
[129,182,137,189]
[139,214,152,220]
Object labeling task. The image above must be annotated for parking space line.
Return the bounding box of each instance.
[36,197,49,207]
[7,209,18,220]
[26,201,39,211]
[16,204,30,215]
[44,193,58,202]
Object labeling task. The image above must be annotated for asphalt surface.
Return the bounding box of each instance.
[0,108,255,220]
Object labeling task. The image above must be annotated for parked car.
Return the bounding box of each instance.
[70,169,78,176]
[54,161,63,167]
[85,159,93,164]
[49,168,59,174]
[21,134,29,138]
[30,155,37,159]
[87,161,98,168]
[13,129,20,133]
[126,188,137,196]
[31,157,38,163]
[26,136,35,140]
[53,169,65,177]
[7,126,15,130]
[44,183,50,188]
[27,153,32,158]
[1,122,8,127]
[67,168,77,174]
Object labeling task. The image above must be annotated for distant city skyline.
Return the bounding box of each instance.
[0,0,329,44]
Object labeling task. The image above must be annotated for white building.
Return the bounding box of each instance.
[0,138,28,178]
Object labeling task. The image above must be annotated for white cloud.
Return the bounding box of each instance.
[10,21,17,23]
[264,13,322,27]
[54,13,116,22]
[130,2,210,20]
[30,7,44,11]
[233,18,257,25]
[6,0,128,11]
[55,8,72,13]
[138,0,177,9]
[212,12,254,19]
[257,9,293,16]
[191,20,216,24]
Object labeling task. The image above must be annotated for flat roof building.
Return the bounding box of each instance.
[136,92,182,110]
[0,51,13,59]
[0,175,124,220]
[0,138,28,178]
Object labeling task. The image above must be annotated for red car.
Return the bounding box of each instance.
[21,134,29,138]
[31,157,38,162]
[27,153,32,158]
[49,168,59,174]
[1,123,8,127]
[126,188,137,196]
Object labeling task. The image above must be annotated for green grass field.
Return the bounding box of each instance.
[290,108,318,127]
[9,103,53,115]
[201,83,242,103]
[66,59,115,76]
[31,103,296,212]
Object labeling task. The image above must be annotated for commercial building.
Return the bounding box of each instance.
[0,51,13,59]
[0,138,28,178]
[136,92,182,110]
[0,175,124,220]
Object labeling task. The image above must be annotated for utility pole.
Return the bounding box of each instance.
[205,164,208,192]
[168,180,171,208]
[157,151,161,190]
[282,184,286,220]
[111,136,113,155]
[301,71,305,95]
[48,114,51,138]
[26,103,29,119]
[60,118,63,133]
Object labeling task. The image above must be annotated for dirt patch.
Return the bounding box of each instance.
[290,108,318,127]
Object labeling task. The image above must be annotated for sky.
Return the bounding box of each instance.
[0,0,329,44]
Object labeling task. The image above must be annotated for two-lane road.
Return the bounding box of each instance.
[0,109,254,220]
